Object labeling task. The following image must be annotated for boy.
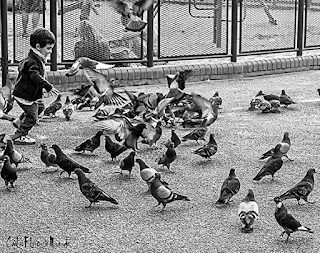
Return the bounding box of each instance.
[10,28,60,145]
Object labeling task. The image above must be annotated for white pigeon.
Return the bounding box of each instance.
[238,189,259,233]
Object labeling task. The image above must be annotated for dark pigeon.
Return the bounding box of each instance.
[51,144,91,177]
[253,144,283,181]
[1,155,17,191]
[274,197,313,242]
[104,135,127,161]
[216,169,240,205]
[156,141,177,173]
[119,151,135,179]
[75,131,103,155]
[193,133,218,160]
[74,168,118,208]
[40,143,58,170]
[279,169,316,205]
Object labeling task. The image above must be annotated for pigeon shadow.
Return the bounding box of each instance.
[79,204,120,212]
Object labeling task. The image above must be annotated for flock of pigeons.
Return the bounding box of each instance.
[0,57,317,242]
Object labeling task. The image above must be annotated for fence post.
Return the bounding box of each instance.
[147,7,154,67]
[297,0,304,56]
[231,0,238,62]
[1,0,8,86]
[50,0,58,71]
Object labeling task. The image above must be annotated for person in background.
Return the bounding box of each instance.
[20,0,45,37]
[10,28,60,145]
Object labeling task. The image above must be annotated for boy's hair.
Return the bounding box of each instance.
[30,28,56,48]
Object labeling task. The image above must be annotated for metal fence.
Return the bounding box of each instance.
[1,0,320,79]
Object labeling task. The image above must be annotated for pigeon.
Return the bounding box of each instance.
[274,197,313,242]
[190,93,219,126]
[104,135,127,161]
[44,94,62,117]
[65,57,114,77]
[280,90,297,108]
[124,123,146,151]
[270,100,281,113]
[255,90,280,101]
[1,155,17,191]
[166,129,181,148]
[66,59,127,108]
[141,121,162,148]
[74,168,118,208]
[110,0,154,32]
[216,169,240,205]
[4,139,30,167]
[136,158,169,192]
[93,114,134,141]
[156,141,177,173]
[193,133,218,160]
[51,144,91,177]
[119,151,136,179]
[40,143,58,170]
[0,133,6,150]
[278,169,316,205]
[238,189,259,233]
[166,70,192,90]
[62,95,74,121]
[259,132,292,161]
[253,144,283,181]
[150,173,190,210]
[75,131,103,155]
[182,119,207,143]
[209,91,222,108]
[318,88,320,97]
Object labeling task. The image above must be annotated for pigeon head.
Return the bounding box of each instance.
[256,90,265,96]
[307,168,316,176]
[40,143,48,149]
[284,132,289,138]
[281,90,286,95]
[74,168,84,176]
[136,158,148,170]
[229,169,236,177]
[154,173,161,179]
[246,189,255,201]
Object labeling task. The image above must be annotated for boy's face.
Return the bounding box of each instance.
[36,43,55,59]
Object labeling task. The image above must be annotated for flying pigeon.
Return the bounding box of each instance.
[141,121,162,148]
[74,168,118,208]
[280,90,296,108]
[150,173,190,210]
[216,169,240,205]
[1,155,17,191]
[182,119,207,143]
[40,143,58,170]
[4,139,30,167]
[75,131,103,155]
[278,169,316,205]
[193,133,218,160]
[51,144,91,177]
[62,95,74,121]
[110,0,154,32]
[259,132,292,161]
[253,144,283,181]
[156,141,177,173]
[238,189,259,233]
[166,70,192,90]
[104,135,127,161]
[119,151,136,179]
[274,197,313,242]
[44,94,62,117]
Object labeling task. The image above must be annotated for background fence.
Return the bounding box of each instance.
[2,0,320,81]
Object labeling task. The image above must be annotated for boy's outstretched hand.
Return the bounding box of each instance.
[47,87,60,97]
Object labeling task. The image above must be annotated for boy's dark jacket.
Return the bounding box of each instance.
[13,49,53,101]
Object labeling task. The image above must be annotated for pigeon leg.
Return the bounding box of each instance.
[280,231,286,237]
[285,233,290,242]
[161,204,166,211]
[285,155,294,161]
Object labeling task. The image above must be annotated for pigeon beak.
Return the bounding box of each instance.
[65,61,81,76]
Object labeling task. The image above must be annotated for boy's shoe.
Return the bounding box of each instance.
[13,135,36,145]
[12,118,21,129]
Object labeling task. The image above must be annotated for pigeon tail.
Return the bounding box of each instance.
[297,226,313,233]
[99,193,119,205]
[173,193,190,202]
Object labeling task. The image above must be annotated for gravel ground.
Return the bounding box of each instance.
[1,70,320,253]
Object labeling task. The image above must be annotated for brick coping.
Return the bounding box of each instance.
[7,55,320,91]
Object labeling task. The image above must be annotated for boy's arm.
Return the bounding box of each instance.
[28,63,53,92]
